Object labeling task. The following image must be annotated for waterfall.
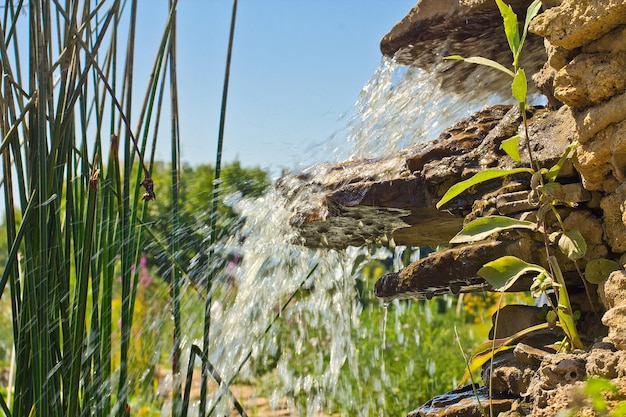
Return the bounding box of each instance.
[166,56,515,416]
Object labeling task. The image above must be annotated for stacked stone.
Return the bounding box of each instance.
[530,0,626,355]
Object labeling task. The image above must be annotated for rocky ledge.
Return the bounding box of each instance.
[380,0,546,94]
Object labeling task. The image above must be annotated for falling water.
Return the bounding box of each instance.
[163,56,513,416]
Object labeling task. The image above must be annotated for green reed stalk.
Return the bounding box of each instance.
[168,0,183,412]
[200,1,238,415]
[0,1,179,415]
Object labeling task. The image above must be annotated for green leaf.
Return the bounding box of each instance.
[436,167,533,209]
[558,230,587,261]
[547,144,575,182]
[500,135,521,162]
[444,55,515,77]
[458,322,549,386]
[512,69,527,104]
[478,256,546,292]
[584,377,617,413]
[460,343,514,387]
[450,215,536,244]
[585,259,621,284]
[518,0,543,65]
[548,256,585,350]
[496,0,520,58]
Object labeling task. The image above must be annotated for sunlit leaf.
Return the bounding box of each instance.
[458,322,549,386]
[436,167,533,209]
[459,343,514,387]
[518,0,543,65]
[478,256,545,292]
[496,0,520,58]
[585,259,621,284]
[512,69,527,104]
[444,55,515,77]
[558,230,587,261]
[500,135,521,162]
[450,215,536,244]
[548,256,585,350]
[547,144,575,182]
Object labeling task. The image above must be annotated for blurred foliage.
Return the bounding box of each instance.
[144,160,271,282]
[249,256,493,416]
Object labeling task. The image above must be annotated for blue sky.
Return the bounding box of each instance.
[135,1,416,174]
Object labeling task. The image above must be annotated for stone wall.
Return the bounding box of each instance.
[529,0,626,352]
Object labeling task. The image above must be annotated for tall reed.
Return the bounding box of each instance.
[0,1,178,416]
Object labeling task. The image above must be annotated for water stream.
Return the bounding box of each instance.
[160,57,515,416]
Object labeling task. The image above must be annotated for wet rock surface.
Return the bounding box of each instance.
[408,384,517,417]
[380,0,545,94]
[286,105,575,251]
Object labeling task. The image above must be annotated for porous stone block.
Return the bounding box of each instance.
[530,0,626,50]
[554,52,626,108]
[574,119,626,192]
[600,192,626,253]
[600,269,626,310]
[573,92,626,144]
[583,24,626,54]
[603,305,626,350]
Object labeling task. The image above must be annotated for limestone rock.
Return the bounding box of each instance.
[583,24,626,54]
[586,343,621,379]
[603,305,626,350]
[546,39,578,71]
[554,52,626,108]
[601,269,626,310]
[574,119,626,192]
[562,210,608,261]
[532,61,561,109]
[526,352,587,399]
[600,193,626,253]
[482,350,537,396]
[573,91,626,145]
[529,0,626,50]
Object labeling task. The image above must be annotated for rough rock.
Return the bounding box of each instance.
[482,350,539,395]
[573,91,626,144]
[373,232,586,301]
[532,61,561,109]
[546,40,578,71]
[374,240,531,301]
[603,305,626,350]
[585,343,621,379]
[562,210,608,261]
[583,24,626,53]
[489,305,546,340]
[380,0,545,94]
[287,105,577,252]
[600,192,626,253]
[514,343,556,366]
[408,385,516,417]
[574,119,626,192]
[554,51,626,108]
[529,0,626,49]
[600,269,626,310]
[525,352,587,402]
